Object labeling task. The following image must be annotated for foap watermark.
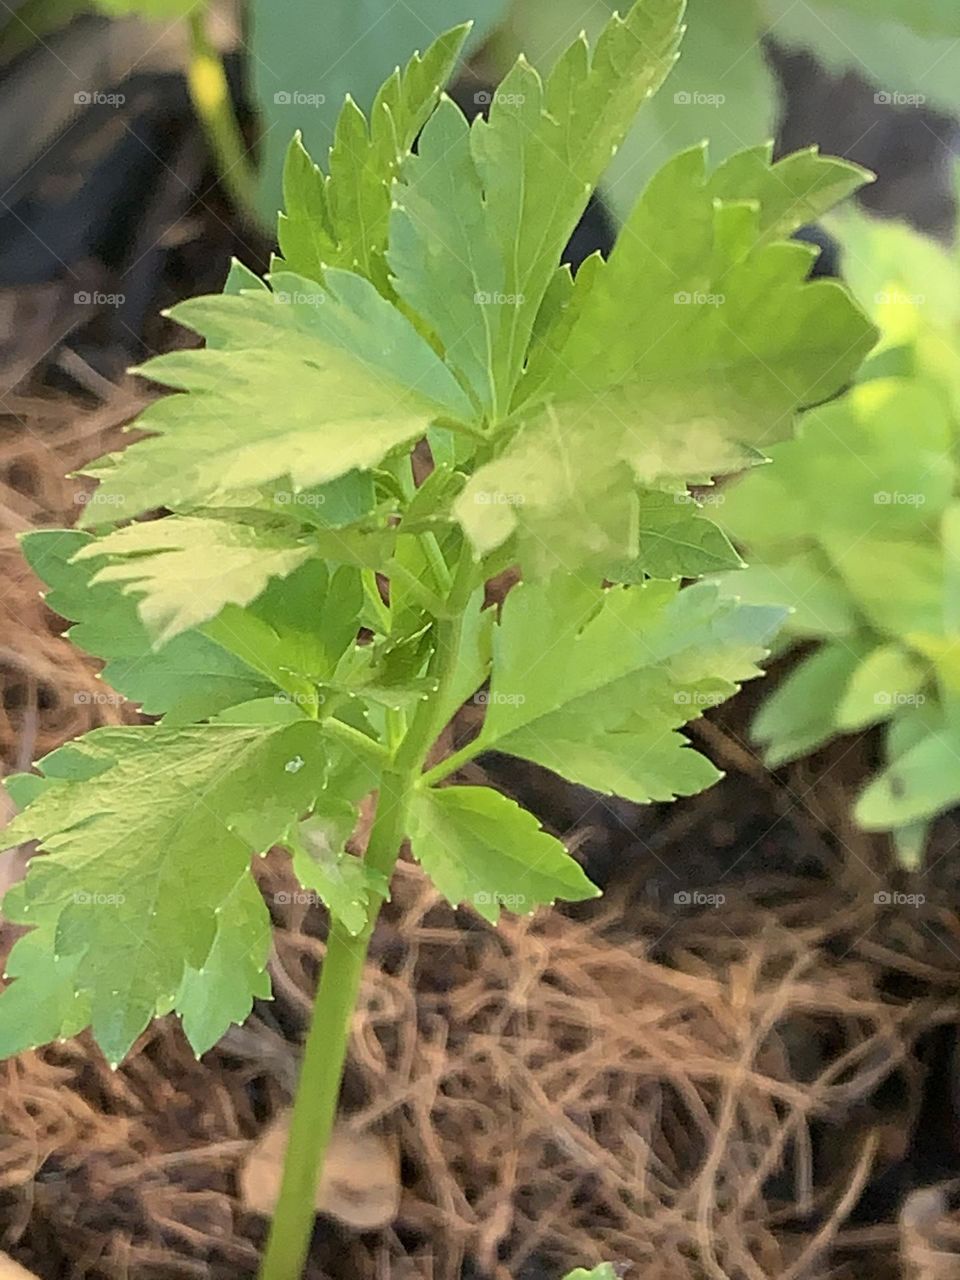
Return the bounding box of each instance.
[274,90,327,107]
[875,90,926,107]
[674,889,726,907]
[74,490,126,509]
[74,690,125,706]
[74,90,125,107]
[474,891,528,909]
[674,690,725,707]
[474,290,525,307]
[274,691,327,708]
[473,690,526,707]
[873,690,926,708]
[273,489,326,508]
[75,291,124,308]
[274,890,323,906]
[73,891,125,906]
[875,289,925,307]
[473,490,525,506]
[473,89,526,108]
[674,290,725,307]
[874,890,925,908]
[274,289,325,307]
[674,490,725,506]
[674,90,725,108]
[874,490,926,506]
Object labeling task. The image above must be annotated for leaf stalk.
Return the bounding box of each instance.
[257,548,477,1280]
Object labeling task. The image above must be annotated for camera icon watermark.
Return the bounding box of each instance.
[74,90,125,107]
[874,890,925,908]
[873,690,925,708]
[874,90,926,107]
[75,291,124,308]
[473,490,525,506]
[473,891,528,909]
[473,690,526,707]
[873,490,926,506]
[474,290,525,307]
[73,489,126,508]
[674,889,726,907]
[472,89,525,108]
[273,489,326,507]
[875,290,925,306]
[274,691,326,708]
[674,290,725,307]
[673,690,725,707]
[274,90,326,107]
[73,890,125,906]
[274,890,322,906]
[273,289,324,307]
[673,90,725,108]
[74,690,125,706]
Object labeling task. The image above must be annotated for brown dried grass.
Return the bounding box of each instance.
[0,388,144,770]
[0,849,955,1280]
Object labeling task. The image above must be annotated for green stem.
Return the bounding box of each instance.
[320,717,390,767]
[258,549,477,1280]
[186,8,259,221]
[418,734,484,788]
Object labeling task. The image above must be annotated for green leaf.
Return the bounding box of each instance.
[0,722,326,1062]
[499,0,778,225]
[204,560,363,696]
[713,554,858,640]
[563,1267,619,1280]
[407,785,599,922]
[251,3,506,226]
[457,143,876,572]
[752,641,871,766]
[835,643,928,731]
[388,98,505,417]
[0,902,91,1060]
[721,379,954,557]
[3,772,50,811]
[289,809,388,937]
[276,27,470,291]
[390,0,684,417]
[610,489,744,580]
[825,537,945,639]
[430,589,495,732]
[82,270,474,521]
[856,728,960,830]
[175,874,273,1057]
[73,514,315,647]
[21,530,272,723]
[469,579,781,802]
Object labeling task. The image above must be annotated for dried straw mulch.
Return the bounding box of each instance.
[0,849,956,1280]
[0,386,145,769]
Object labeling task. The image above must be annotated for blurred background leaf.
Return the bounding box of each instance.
[249,0,510,225]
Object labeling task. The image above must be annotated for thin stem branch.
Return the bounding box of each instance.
[418,734,485,788]
[186,8,259,222]
[257,548,478,1280]
[320,716,390,766]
